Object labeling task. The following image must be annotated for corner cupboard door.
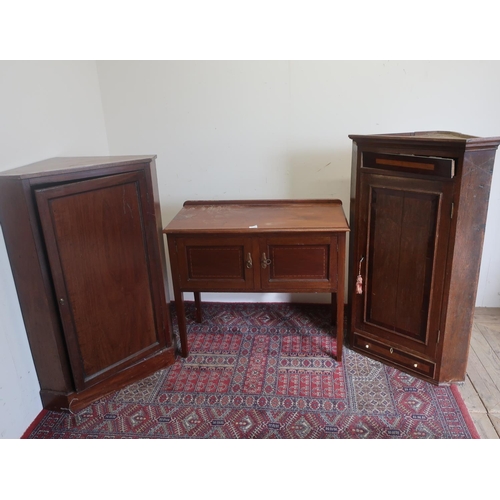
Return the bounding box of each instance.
[352,173,453,358]
[35,171,163,391]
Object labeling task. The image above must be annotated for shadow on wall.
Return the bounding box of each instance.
[285,149,351,210]
[285,148,352,303]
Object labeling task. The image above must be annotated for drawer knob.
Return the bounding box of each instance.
[413,363,418,368]
[261,252,272,269]
[390,347,393,354]
[365,344,369,349]
[246,252,253,269]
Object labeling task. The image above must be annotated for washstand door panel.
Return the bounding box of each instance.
[353,173,453,357]
[35,171,162,391]
[174,236,255,291]
[259,235,337,292]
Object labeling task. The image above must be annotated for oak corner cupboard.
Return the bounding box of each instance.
[0,156,175,411]
[348,131,500,384]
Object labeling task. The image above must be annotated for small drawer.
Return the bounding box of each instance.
[363,152,455,178]
[353,334,436,378]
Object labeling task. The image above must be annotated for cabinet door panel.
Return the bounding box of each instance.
[35,172,160,390]
[260,236,337,291]
[175,237,255,291]
[367,187,438,338]
[353,174,452,357]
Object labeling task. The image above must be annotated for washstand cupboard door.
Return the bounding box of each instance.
[352,173,453,359]
[259,235,338,292]
[35,171,162,391]
[173,236,255,291]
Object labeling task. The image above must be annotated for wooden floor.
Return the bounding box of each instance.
[457,307,500,438]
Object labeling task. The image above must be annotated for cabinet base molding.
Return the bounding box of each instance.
[40,346,176,412]
[350,332,437,383]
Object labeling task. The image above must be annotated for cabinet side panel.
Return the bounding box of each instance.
[0,178,73,392]
[439,149,497,382]
[348,141,359,333]
[145,159,173,346]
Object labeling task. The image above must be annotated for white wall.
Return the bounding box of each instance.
[477,165,500,307]
[0,61,109,438]
[97,60,500,306]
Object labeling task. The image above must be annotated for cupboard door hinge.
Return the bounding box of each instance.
[450,202,454,219]
[437,330,440,344]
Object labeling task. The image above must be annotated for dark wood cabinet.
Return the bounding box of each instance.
[0,156,175,411]
[164,200,349,361]
[348,131,500,384]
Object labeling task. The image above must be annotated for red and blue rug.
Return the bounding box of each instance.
[24,302,479,439]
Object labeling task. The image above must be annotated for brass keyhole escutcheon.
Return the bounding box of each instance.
[246,253,253,269]
[261,252,272,269]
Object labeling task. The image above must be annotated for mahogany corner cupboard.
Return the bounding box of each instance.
[0,156,175,411]
[348,131,500,384]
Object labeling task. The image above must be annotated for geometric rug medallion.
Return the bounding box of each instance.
[24,302,479,439]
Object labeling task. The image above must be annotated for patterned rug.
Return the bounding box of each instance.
[24,302,479,439]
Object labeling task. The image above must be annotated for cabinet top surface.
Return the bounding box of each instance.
[348,131,500,149]
[0,155,156,179]
[164,199,350,234]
